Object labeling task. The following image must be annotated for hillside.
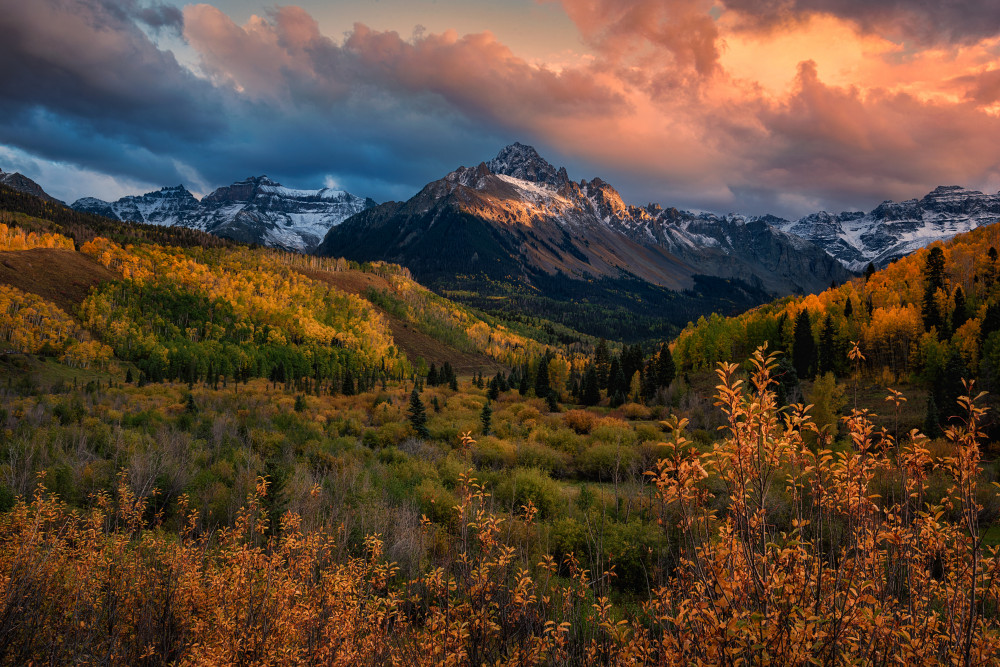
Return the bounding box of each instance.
[0,193,589,385]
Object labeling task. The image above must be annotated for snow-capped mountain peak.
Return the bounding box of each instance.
[73,176,374,252]
[777,185,1000,270]
[486,143,570,187]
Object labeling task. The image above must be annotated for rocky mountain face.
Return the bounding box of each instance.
[316,143,852,340]
[72,176,375,252]
[319,143,851,296]
[776,186,1000,271]
[0,168,63,204]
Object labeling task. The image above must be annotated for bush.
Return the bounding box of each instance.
[563,409,598,434]
[493,467,563,519]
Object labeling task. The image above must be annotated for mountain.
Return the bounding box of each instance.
[317,143,851,341]
[776,185,1000,271]
[0,168,63,205]
[72,176,375,252]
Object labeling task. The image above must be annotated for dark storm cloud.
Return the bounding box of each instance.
[722,0,1000,44]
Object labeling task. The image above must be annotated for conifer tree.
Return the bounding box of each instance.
[408,388,429,439]
[792,310,816,379]
[480,400,492,436]
[427,363,439,387]
[656,343,676,388]
[818,314,836,375]
[921,246,946,333]
[534,355,550,398]
[582,364,601,406]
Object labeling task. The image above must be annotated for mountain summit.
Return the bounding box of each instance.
[0,168,64,205]
[73,177,374,252]
[316,143,851,340]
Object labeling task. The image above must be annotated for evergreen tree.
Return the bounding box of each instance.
[480,400,492,436]
[427,363,439,387]
[342,371,356,396]
[864,263,876,282]
[939,350,968,424]
[125,368,133,384]
[951,286,969,333]
[843,297,853,319]
[818,314,836,375]
[449,375,458,392]
[581,365,601,406]
[432,396,440,413]
[408,388,429,439]
[594,339,611,389]
[518,371,529,396]
[921,246,947,333]
[773,356,799,408]
[487,376,500,401]
[185,393,198,414]
[655,343,676,388]
[608,358,627,400]
[294,394,306,412]
[534,355,551,398]
[792,310,816,379]
[545,390,560,412]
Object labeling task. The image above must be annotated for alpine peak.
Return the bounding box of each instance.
[486,143,569,187]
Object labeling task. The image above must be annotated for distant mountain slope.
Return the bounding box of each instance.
[73,176,375,252]
[776,186,1000,271]
[0,168,63,205]
[317,143,851,341]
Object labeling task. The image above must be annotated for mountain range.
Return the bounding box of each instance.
[774,185,1000,271]
[72,176,375,252]
[317,143,849,295]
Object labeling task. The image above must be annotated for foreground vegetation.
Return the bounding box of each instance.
[2,348,1000,664]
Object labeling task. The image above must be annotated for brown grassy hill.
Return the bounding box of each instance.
[0,248,114,313]
[295,266,505,375]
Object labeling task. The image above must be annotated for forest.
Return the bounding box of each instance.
[3,194,1000,664]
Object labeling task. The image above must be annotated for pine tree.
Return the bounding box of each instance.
[655,343,676,388]
[480,400,492,435]
[487,376,500,401]
[534,355,550,398]
[185,393,198,414]
[921,246,946,333]
[125,367,133,384]
[427,363,439,387]
[582,364,601,406]
[294,394,306,412]
[818,314,836,375]
[844,297,853,319]
[792,310,816,379]
[951,286,969,332]
[342,371,356,396]
[864,263,876,282]
[594,339,611,389]
[408,388,429,439]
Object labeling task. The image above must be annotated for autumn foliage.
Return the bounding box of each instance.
[3,346,999,664]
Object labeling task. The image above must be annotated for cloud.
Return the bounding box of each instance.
[3,1,1000,218]
[720,0,1000,46]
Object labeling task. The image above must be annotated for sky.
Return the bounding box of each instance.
[4,0,1000,218]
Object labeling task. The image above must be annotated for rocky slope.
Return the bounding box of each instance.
[0,168,63,204]
[73,176,374,252]
[776,185,1000,271]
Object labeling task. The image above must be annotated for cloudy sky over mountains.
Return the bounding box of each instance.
[4,0,1000,217]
